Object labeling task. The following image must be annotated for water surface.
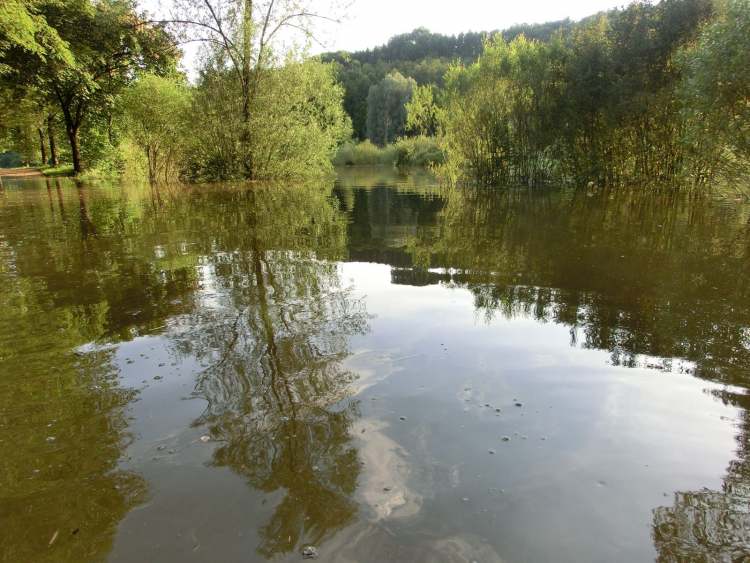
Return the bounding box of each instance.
[1,169,749,562]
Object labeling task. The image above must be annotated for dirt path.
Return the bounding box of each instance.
[0,167,44,178]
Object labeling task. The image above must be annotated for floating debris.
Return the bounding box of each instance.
[302,546,319,559]
[501,436,511,442]
[199,435,211,443]
[153,375,163,380]
[489,449,496,455]
[48,530,59,547]
[515,402,523,407]
[399,416,407,421]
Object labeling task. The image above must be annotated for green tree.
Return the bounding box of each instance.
[0,0,73,75]
[405,84,441,137]
[439,35,563,185]
[678,0,750,180]
[366,71,416,146]
[120,73,192,182]
[188,56,350,180]
[2,0,178,174]
[164,0,343,179]
[436,1,716,187]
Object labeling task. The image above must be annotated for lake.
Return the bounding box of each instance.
[1,167,749,562]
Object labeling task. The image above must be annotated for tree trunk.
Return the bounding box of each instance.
[59,98,84,174]
[48,116,58,166]
[67,124,82,174]
[38,128,48,165]
[146,146,157,184]
[241,0,254,179]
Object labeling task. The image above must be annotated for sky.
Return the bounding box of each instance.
[140,0,628,73]
[323,0,627,53]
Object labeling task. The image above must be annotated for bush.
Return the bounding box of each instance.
[333,140,397,166]
[394,136,444,168]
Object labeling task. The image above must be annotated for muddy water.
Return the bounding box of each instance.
[1,169,749,562]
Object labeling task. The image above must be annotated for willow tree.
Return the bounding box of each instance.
[163,0,346,179]
[438,35,564,186]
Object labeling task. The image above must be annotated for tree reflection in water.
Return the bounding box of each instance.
[171,184,370,558]
[394,185,750,560]
[0,180,151,563]
[652,388,750,562]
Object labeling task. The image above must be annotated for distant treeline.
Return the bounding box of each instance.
[322,21,574,140]
[327,0,750,187]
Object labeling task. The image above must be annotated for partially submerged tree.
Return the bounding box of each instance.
[189,54,350,180]
[161,0,345,179]
[405,84,441,137]
[121,73,192,182]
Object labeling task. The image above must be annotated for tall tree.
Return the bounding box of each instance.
[678,0,750,179]
[161,0,342,179]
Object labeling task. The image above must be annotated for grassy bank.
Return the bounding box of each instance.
[41,165,75,177]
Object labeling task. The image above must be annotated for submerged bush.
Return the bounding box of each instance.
[120,74,192,183]
[333,137,442,168]
[333,140,397,166]
[394,136,444,168]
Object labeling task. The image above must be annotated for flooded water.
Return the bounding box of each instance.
[1,168,749,562]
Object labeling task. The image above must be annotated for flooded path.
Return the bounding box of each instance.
[1,169,749,562]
